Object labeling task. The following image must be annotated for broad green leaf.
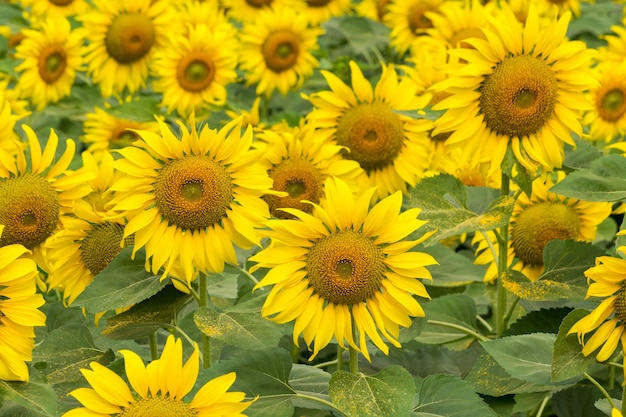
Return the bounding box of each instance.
[194,306,283,349]
[415,294,481,349]
[206,266,241,299]
[568,1,623,39]
[549,154,626,201]
[595,398,622,417]
[480,333,557,385]
[329,366,414,417]
[33,324,114,385]
[102,285,190,339]
[465,350,556,396]
[504,307,573,336]
[552,309,604,383]
[420,244,486,286]
[73,247,167,314]
[289,364,333,411]
[552,386,606,417]
[412,374,497,417]
[0,372,57,417]
[562,138,604,170]
[409,174,514,245]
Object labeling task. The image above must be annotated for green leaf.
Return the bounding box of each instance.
[102,285,190,339]
[0,372,57,417]
[409,174,514,245]
[33,324,114,385]
[562,138,604,170]
[501,145,534,197]
[415,294,480,349]
[549,154,626,202]
[552,309,604,383]
[329,366,414,417]
[504,307,573,336]
[551,386,606,417]
[420,244,486,287]
[480,333,557,385]
[194,306,283,349]
[289,364,333,411]
[412,374,497,417]
[73,247,168,314]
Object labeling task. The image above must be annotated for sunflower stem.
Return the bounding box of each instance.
[337,345,344,371]
[349,346,358,375]
[149,332,159,361]
[291,339,300,363]
[198,271,211,369]
[583,372,616,410]
[622,383,626,416]
[503,295,520,330]
[496,171,511,338]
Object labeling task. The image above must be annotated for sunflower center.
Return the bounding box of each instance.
[262,31,300,72]
[0,174,60,249]
[246,0,273,6]
[106,13,155,64]
[50,0,74,5]
[177,52,215,93]
[38,45,67,84]
[306,0,332,6]
[119,397,197,417]
[155,156,233,231]
[80,222,131,276]
[598,87,626,122]
[511,201,580,267]
[408,4,434,33]
[307,230,386,305]
[480,54,558,137]
[615,286,626,322]
[264,158,323,219]
[336,102,404,171]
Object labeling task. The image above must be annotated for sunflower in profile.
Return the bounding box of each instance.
[431,4,597,175]
[300,0,352,26]
[81,107,161,153]
[568,247,626,382]
[17,0,89,17]
[14,15,83,111]
[78,0,172,98]
[0,125,92,271]
[110,114,276,284]
[238,6,323,97]
[221,0,293,22]
[251,177,437,360]
[384,0,444,55]
[257,122,363,219]
[305,60,433,200]
[151,23,238,117]
[0,225,46,382]
[474,173,612,283]
[64,335,252,417]
[583,59,626,143]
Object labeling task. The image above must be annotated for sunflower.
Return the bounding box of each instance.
[251,177,437,360]
[384,0,444,55]
[238,6,323,97]
[300,0,353,26]
[14,15,83,111]
[535,0,585,18]
[64,335,252,416]
[425,0,493,50]
[354,0,391,22]
[17,0,90,17]
[221,0,293,22]
[151,23,238,117]
[256,122,363,219]
[598,25,626,64]
[110,114,276,284]
[473,173,612,283]
[402,36,450,106]
[305,60,433,200]
[583,59,626,143]
[0,225,46,382]
[78,0,172,98]
[431,4,597,174]
[0,86,29,156]
[568,248,626,383]
[0,125,92,271]
[81,107,161,153]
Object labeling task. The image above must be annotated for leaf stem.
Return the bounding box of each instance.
[426,319,489,342]
[294,393,348,417]
[228,262,259,285]
[535,394,551,417]
[503,295,520,330]
[584,372,616,410]
[198,271,211,369]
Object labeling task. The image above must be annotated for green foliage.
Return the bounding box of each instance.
[550,155,626,201]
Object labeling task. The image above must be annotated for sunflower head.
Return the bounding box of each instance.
[105,12,155,64]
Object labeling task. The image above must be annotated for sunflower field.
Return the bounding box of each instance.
[3,0,626,416]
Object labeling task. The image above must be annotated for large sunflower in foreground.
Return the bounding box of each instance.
[0,126,92,271]
[251,177,437,360]
[111,115,276,284]
[473,173,611,283]
[256,122,363,218]
[78,0,171,98]
[431,4,597,174]
[64,335,252,416]
[14,15,83,111]
[0,225,46,382]
[568,248,626,383]
[238,6,323,97]
[305,60,433,200]
[151,23,239,117]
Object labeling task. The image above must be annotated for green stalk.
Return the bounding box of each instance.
[149,332,159,361]
[496,171,511,338]
[198,271,211,369]
[349,317,358,374]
